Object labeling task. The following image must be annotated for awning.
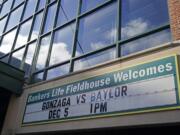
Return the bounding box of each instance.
[0,61,24,95]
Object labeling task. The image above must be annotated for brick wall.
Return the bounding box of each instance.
[168,0,180,40]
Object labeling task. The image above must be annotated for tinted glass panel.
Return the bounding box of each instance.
[37,0,46,11]
[56,0,78,27]
[76,2,117,56]
[32,72,44,83]
[6,4,24,31]
[10,47,25,68]
[0,16,7,35]
[0,28,17,56]
[0,0,13,17]
[49,23,75,65]
[24,42,37,77]
[13,0,24,8]
[14,19,32,49]
[30,11,43,40]
[0,55,9,63]
[121,0,169,39]
[43,3,57,34]
[46,63,70,80]
[121,29,171,56]
[23,0,37,20]
[81,0,108,13]
[35,34,51,71]
[74,48,116,71]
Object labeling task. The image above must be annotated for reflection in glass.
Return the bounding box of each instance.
[37,0,46,11]
[74,48,116,71]
[10,48,25,68]
[32,72,44,83]
[6,4,24,31]
[76,2,117,56]
[49,23,75,65]
[0,0,13,17]
[56,0,78,27]
[121,29,171,56]
[0,55,9,63]
[30,11,43,40]
[14,19,32,49]
[81,0,108,13]
[24,42,37,77]
[46,63,70,80]
[0,16,7,35]
[35,35,51,71]
[13,0,24,8]
[43,3,57,34]
[23,0,37,20]
[0,28,17,56]
[121,0,169,39]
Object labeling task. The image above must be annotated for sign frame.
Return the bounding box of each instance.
[22,54,180,126]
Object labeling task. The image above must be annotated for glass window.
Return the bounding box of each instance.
[37,0,46,11]
[121,0,169,39]
[30,11,43,40]
[23,0,37,20]
[35,34,51,71]
[56,0,78,27]
[81,0,108,13]
[76,2,117,56]
[32,72,44,83]
[0,16,7,35]
[74,48,116,71]
[14,19,32,49]
[23,41,37,77]
[49,23,75,65]
[6,4,24,31]
[10,47,25,68]
[121,29,171,56]
[13,0,24,8]
[46,63,70,80]
[0,55,9,63]
[0,0,13,17]
[0,28,17,56]
[42,3,57,34]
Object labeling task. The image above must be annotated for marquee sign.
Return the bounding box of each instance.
[22,55,180,125]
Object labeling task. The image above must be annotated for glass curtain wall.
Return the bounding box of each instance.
[0,0,171,83]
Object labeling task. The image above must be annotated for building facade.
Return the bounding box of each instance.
[0,0,180,134]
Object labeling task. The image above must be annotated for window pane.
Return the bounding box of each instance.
[0,28,17,56]
[23,0,37,20]
[74,48,116,71]
[6,4,24,31]
[76,2,117,56]
[0,16,7,35]
[43,3,57,34]
[46,63,70,80]
[30,11,43,40]
[121,0,169,39]
[49,23,75,65]
[0,0,13,17]
[24,42,37,77]
[56,0,78,27]
[81,0,108,13]
[32,72,44,83]
[35,34,51,71]
[13,0,24,8]
[14,19,32,49]
[10,48,25,68]
[121,29,171,56]
[37,0,46,11]
[0,55,9,63]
